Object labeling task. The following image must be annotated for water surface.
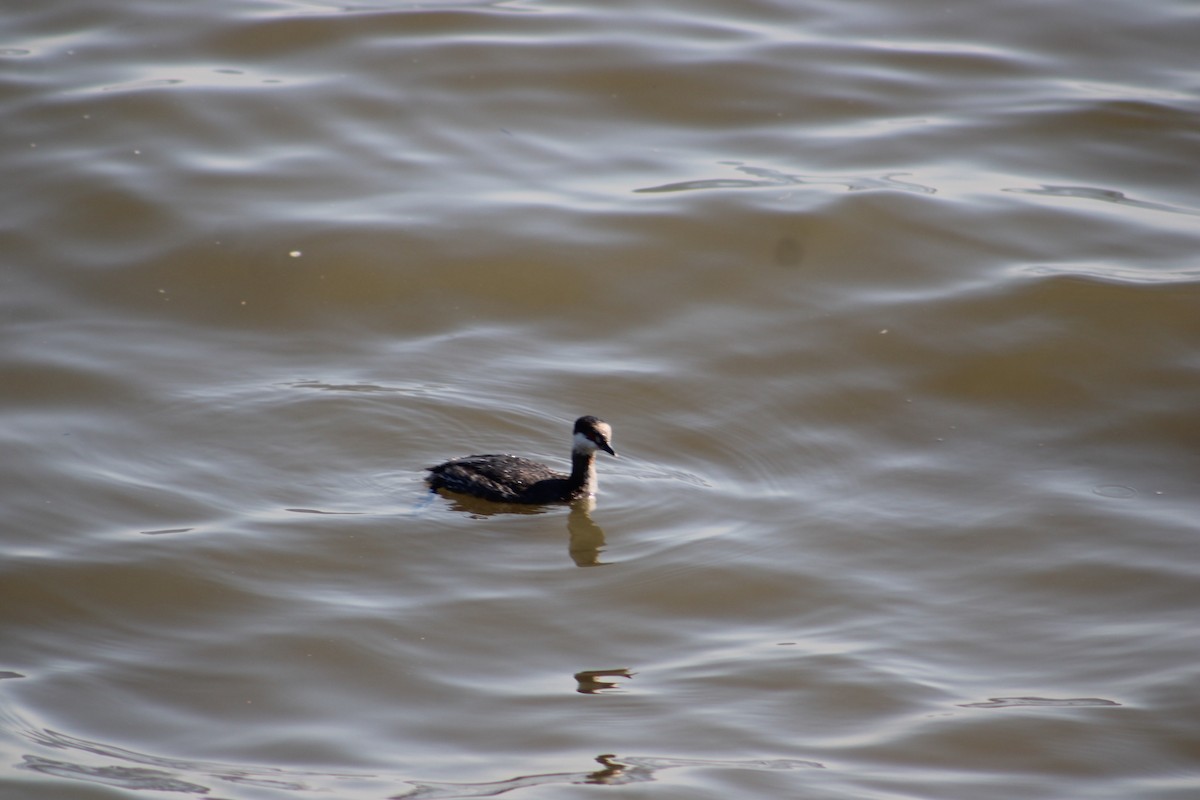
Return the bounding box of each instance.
[2,0,1198,798]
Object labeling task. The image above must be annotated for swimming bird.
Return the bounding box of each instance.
[426,416,616,504]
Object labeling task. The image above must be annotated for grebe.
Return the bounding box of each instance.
[426,416,616,504]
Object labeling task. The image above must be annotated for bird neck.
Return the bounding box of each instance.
[568,448,598,496]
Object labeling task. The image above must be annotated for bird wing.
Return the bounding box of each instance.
[426,454,562,500]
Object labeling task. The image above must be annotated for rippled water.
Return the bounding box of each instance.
[3,0,1199,798]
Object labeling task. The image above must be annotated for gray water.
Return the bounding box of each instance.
[2,0,1199,798]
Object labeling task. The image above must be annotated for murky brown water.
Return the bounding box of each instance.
[3,0,1198,798]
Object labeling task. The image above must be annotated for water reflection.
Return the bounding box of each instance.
[21,755,212,794]
[635,162,937,194]
[397,754,639,799]
[432,493,610,567]
[957,696,1121,709]
[397,754,823,799]
[1005,184,1200,217]
[566,501,607,567]
[13,725,364,795]
[572,668,634,695]
[7,717,822,800]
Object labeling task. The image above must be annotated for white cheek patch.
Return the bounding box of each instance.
[574,431,598,452]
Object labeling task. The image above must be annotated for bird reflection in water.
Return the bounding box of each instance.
[432,494,610,567]
[396,753,823,798]
[566,499,607,566]
[573,668,634,694]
